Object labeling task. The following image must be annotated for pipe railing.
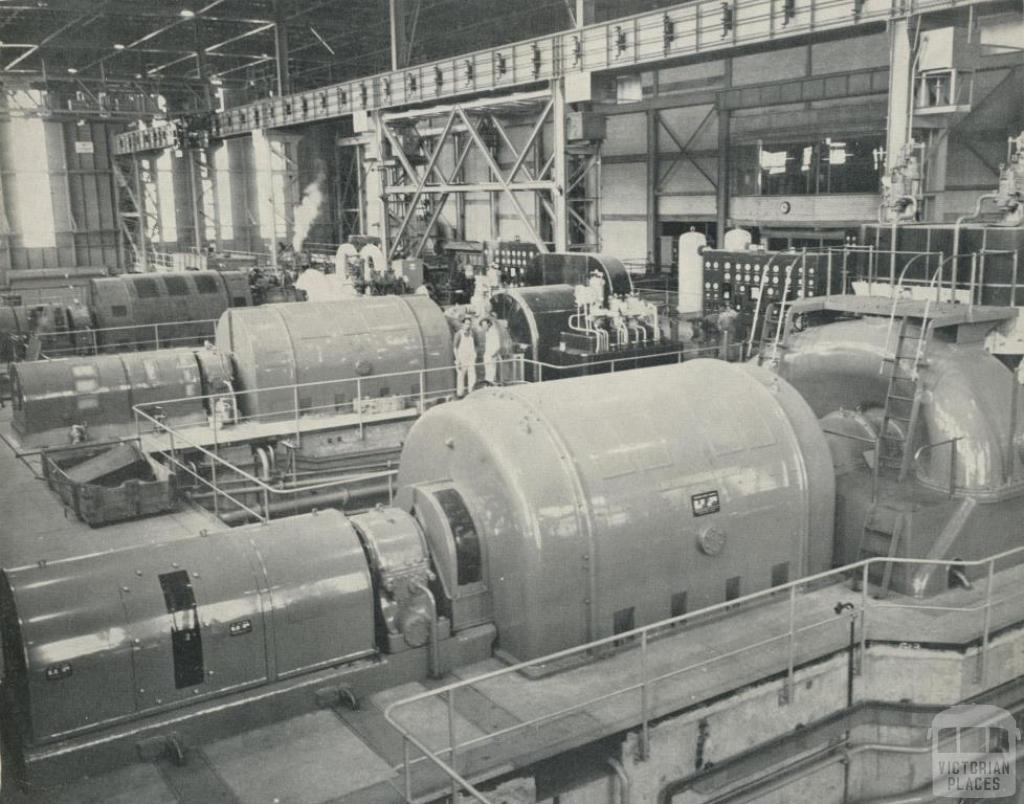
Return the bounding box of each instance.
[913,436,960,498]
[384,544,1024,804]
[32,318,219,358]
[130,360,470,522]
[130,348,719,522]
[134,405,402,524]
[832,245,1020,309]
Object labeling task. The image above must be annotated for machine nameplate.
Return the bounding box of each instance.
[44,662,73,681]
[691,491,720,517]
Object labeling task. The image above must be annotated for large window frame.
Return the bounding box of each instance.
[732,135,886,197]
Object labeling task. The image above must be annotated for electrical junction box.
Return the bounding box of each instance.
[918,27,978,72]
[566,112,606,142]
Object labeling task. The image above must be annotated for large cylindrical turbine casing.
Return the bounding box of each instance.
[0,510,374,747]
[10,347,231,447]
[396,360,834,661]
[489,285,577,363]
[215,297,454,419]
[90,271,250,350]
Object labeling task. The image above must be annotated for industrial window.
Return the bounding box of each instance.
[670,592,688,619]
[725,576,741,601]
[133,278,160,298]
[253,130,291,243]
[731,136,885,197]
[194,275,219,294]
[771,562,790,587]
[163,276,188,296]
[110,305,128,317]
[158,570,205,689]
[153,150,178,244]
[8,100,57,248]
[434,488,481,585]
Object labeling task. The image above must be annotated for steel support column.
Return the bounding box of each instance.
[0,164,12,281]
[716,58,732,242]
[273,0,291,96]
[379,92,555,256]
[716,107,730,242]
[885,18,914,176]
[647,109,659,266]
[574,0,597,26]
[389,0,413,70]
[187,149,205,254]
[552,79,569,252]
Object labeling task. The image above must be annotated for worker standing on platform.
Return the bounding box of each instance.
[454,316,477,398]
[481,317,501,386]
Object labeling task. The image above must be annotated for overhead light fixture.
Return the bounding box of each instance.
[113,43,126,51]
[66,67,78,74]
[179,8,195,18]
[134,73,143,79]
[210,76,223,86]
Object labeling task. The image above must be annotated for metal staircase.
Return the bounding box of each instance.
[754,259,797,366]
[873,303,933,489]
[857,506,908,597]
[861,300,932,596]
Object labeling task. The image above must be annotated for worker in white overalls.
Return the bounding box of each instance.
[481,317,501,386]
[453,316,477,398]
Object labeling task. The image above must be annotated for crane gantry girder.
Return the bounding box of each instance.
[114,0,1004,156]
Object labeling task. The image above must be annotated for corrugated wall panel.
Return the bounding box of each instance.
[600,219,647,261]
[732,45,808,86]
[603,112,647,156]
[811,33,888,73]
[602,162,647,215]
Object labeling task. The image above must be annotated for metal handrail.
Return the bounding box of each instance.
[33,318,218,341]
[384,543,1024,803]
[913,436,960,498]
[128,348,713,418]
[134,408,401,524]
[129,348,717,522]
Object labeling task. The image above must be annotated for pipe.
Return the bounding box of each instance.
[774,318,1018,495]
[412,580,442,680]
[187,465,398,490]
[215,479,392,524]
[952,193,998,270]
[187,475,391,499]
[1008,370,1020,483]
[607,757,631,804]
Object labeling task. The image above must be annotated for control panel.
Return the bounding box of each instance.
[701,250,843,325]
[495,241,541,286]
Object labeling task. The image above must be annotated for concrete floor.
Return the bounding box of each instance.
[0,407,221,569]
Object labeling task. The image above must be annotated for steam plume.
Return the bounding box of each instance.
[292,170,325,253]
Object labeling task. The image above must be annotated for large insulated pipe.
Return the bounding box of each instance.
[773,317,1021,494]
[215,479,393,524]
